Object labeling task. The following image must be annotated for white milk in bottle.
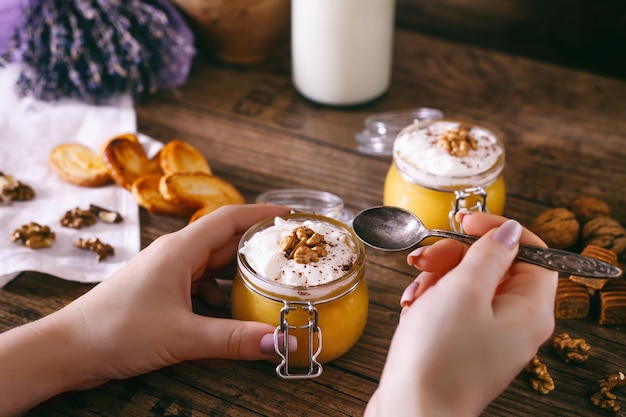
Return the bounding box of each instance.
[291,0,396,106]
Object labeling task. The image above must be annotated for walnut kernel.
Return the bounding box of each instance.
[0,172,35,202]
[74,237,115,261]
[530,208,580,249]
[294,246,319,263]
[524,355,555,394]
[551,333,591,363]
[279,226,328,264]
[11,222,55,249]
[437,126,478,157]
[60,207,97,229]
[590,372,626,413]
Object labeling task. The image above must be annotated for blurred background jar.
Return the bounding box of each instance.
[291,0,396,106]
[383,119,506,232]
[170,0,290,65]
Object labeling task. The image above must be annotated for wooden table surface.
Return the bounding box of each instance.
[3,29,626,416]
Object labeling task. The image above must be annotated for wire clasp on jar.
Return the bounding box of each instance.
[274,301,323,379]
[449,186,488,232]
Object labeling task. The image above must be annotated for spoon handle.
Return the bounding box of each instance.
[428,230,622,279]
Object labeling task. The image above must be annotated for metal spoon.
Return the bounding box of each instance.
[352,206,623,279]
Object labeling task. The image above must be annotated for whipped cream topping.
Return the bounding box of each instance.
[240,217,357,286]
[393,120,504,187]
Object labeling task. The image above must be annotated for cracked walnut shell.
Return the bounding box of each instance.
[530,208,580,249]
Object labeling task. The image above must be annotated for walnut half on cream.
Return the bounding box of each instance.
[437,126,478,157]
[279,226,328,264]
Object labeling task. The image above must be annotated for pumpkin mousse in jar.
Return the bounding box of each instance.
[383,119,506,232]
[231,213,367,379]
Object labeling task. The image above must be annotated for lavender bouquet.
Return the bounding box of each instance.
[1,0,195,103]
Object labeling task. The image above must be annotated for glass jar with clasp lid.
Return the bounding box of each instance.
[383,119,506,232]
[231,212,367,379]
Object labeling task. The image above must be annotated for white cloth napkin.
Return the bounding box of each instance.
[0,64,160,287]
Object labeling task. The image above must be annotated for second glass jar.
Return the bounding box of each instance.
[383,119,506,232]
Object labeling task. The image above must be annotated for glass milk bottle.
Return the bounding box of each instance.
[291,0,396,106]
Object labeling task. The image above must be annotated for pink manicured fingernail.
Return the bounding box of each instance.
[260,333,298,355]
[400,280,420,308]
[492,219,522,250]
[408,246,427,258]
[455,209,473,224]
[407,246,426,266]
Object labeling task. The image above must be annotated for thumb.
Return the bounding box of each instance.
[451,219,523,291]
[179,316,296,361]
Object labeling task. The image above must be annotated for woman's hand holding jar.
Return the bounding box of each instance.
[231,213,368,378]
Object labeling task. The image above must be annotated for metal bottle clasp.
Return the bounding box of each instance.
[449,187,488,232]
[274,301,323,379]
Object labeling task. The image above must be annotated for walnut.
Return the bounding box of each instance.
[3,183,35,202]
[0,172,18,191]
[74,237,115,262]
[569,195,611,224]
[294,246,320,263]
[60,207,97,229]
[530,208,580,249]
[11,222,55,249]
[524,355,555,394]
[89,204,123,223]
[0,172,34,202]
[437,126,478,157]
[279,226,328,264]
[581,216,626,255]
[590,372,626,413]
[551,333,591,363]
[278,234,299,252]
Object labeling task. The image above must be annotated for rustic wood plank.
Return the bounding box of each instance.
[2,27,625,417]
[396,0,626,80]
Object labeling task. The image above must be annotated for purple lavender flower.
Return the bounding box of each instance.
[2,0,196,103]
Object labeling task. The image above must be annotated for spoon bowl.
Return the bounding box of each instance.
[351,206,425,251]
[352,206,622,279]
